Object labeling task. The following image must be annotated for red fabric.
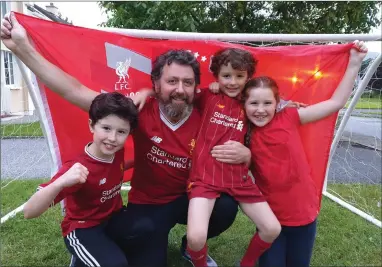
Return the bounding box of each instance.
[128,98,200,204]
[241,232,272,267]
[16,13,353,209]
[187,180,265,203]
[250,108,319,226]
[187,243,208,267]
[190,90,249,187]
[38,146,124,236]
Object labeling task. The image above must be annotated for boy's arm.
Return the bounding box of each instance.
[210,141,251,166]
[23,163,88,219]
[278,99,308,111]
[2,13,98,112]
[23,179,66,219]
[130,89,155,111]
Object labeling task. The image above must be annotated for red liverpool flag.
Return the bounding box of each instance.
[16,13,353,205]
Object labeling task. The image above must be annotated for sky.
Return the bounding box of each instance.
[35,2,381,53]
[34,2,107,28]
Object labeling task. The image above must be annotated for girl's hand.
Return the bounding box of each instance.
[349,40,368,67]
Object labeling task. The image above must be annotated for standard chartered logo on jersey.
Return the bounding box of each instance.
[211,112,244,131]
[100,182,122,203]
[147,146,191,169]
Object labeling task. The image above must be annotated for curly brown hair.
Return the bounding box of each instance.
[209,48,258,78]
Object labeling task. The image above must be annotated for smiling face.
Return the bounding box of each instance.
[217,63,248,98]
[210,48,257,98]
[154,62,196,118]
[89,114,130,159]
[243,76,281,127]
[245,87,278,127]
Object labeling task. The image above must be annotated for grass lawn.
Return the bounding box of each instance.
[0,122,43,137]
[328,183,382,221]
[1,179,381,266]
[346,97,382,109]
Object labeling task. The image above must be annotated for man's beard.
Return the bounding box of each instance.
[157,91,193,121]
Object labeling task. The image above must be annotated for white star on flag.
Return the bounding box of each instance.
[194,52,199,59]
[201,56,207,62]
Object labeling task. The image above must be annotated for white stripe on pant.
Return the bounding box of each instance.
[66,231,101,267]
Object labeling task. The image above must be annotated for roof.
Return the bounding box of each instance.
[25,3,72,25]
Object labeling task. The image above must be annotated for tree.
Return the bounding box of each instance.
[98,1,381,34]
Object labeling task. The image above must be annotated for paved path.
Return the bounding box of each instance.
[344,116,381,138]
[1,138,51,180]
[1,138,380,185]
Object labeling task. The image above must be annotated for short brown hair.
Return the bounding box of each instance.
[89,92,138,130]
[209,48,258,78]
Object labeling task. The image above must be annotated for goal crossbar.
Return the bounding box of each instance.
[91,28,382,42]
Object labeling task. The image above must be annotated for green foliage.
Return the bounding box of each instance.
[1,122,43,137]
[98,1,381,34]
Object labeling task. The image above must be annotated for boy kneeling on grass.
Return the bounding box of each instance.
[24,92,138,267]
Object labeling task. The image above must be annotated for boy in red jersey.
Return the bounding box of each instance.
[241,41,367,267]
[185,48,281,267]
[23,92,138,267]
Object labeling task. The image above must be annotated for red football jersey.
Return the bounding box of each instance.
[249,108,320,226]
[190,90,249,187]
[128,97,200,204]
[38,144,124,236]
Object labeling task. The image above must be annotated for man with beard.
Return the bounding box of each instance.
[1,13,251,267]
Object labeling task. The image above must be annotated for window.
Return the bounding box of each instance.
[1,2,10,19]
[3,51,15,85]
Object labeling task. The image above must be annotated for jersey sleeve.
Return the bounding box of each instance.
[194,88,212,111]
[37,161,84,206]
[283,107,301,126]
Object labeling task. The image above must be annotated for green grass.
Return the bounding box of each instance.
[1,180,381,266]
[346,97,382,109]
[328,183,381,221]
[1,179,46,215]
[0,122,43,137]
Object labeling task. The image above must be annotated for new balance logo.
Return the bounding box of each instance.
[99,178,107,185]
[151,136,162,143]
[236,121,244,131]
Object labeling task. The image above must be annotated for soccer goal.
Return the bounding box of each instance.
[1,30,381,229]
